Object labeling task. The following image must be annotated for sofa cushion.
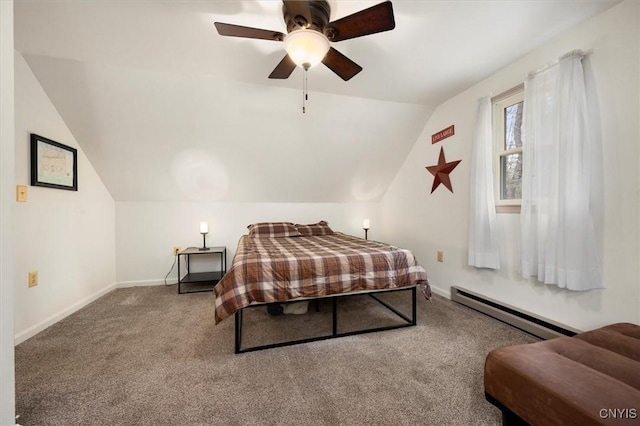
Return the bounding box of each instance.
[574,322,640,362]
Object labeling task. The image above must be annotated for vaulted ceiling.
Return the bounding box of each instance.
[13,0,621,202]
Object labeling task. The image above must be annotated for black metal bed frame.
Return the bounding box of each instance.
[234,285,417,354]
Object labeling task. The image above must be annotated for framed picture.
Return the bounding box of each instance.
[30,134,78,191]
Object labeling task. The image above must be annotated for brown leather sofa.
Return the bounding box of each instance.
[484,322,640,425]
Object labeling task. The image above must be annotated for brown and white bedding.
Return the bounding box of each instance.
[214,227,429,324]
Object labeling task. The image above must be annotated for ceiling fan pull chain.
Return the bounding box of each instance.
[302,69,308,114]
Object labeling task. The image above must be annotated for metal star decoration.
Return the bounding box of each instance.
[426,147,461,193]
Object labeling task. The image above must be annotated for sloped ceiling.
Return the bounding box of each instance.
[14,0,621,202]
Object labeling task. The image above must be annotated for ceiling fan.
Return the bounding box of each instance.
[214,0,395,81]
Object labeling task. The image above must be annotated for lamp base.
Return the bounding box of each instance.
[199,233,210,251]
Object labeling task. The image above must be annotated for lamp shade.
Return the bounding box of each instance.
[363,219,370,229]
[200,221,209,234]
[284,29,330,70]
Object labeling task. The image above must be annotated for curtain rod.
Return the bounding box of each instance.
[488,49,593,102]
[527,49,593,78]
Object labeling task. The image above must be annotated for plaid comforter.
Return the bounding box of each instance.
[214,233,429,324]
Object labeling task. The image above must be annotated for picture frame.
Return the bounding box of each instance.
[30,134,78,191]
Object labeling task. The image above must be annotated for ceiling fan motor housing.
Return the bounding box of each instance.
[284,0,331,35]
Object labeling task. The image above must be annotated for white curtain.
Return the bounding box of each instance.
[468,97,500,269]
[520,51,603,290]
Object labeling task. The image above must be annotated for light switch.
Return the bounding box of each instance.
[17,185,27,202]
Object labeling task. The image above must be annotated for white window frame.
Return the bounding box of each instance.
[492,84,524,213]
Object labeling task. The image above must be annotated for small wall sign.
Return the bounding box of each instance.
[432,125,455,144]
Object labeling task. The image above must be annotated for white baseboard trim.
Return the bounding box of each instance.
[14,283,117,345]
[430,284,449,299]
[116,279,177,288]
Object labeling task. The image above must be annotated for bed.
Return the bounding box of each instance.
[213,221,430,352]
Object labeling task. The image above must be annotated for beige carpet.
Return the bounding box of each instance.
[15,285,538,425]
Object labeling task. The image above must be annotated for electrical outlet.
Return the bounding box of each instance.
[173,246,181,256]
[437,250,444,262]
[28,271,38,288]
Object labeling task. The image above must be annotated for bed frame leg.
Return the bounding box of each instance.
[235,310,242,354]
[332,297,338,335]
[412,285,417,325]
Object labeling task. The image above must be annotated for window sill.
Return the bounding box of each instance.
[496,205,521,214]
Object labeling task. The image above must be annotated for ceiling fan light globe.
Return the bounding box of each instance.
[284,29,330,70]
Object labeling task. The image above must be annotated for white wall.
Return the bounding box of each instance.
[14,52,117,343]
[0,2,16,423]
[116,201,377,285]
[379,0,640,331]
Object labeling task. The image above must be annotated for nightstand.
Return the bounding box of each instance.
[177,246,226,294]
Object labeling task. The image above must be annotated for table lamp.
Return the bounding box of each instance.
[199,221,210,251]
[363,219,370,240]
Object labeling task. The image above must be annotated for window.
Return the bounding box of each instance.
[493,84,524,212]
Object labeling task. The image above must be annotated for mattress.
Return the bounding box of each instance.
[213,232,429,323]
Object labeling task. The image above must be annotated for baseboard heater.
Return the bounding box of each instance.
[450,286,580,340]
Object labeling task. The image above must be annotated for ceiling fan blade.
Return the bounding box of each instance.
[214,22,284,41]
[283,1,313,28]
[322,47,362,81]
[325,1,395,42]
[269,55,297,79]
